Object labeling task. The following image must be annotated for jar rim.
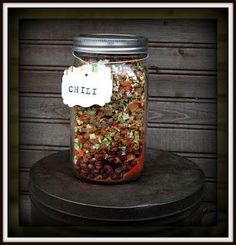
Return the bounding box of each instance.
[73,34,148,54]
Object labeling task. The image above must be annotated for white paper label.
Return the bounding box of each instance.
[62,64,112,107]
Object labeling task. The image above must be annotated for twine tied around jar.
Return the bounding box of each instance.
[72,51,149,65]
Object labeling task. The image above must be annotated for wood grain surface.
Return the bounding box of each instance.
[19,19,217,225]
[19,19,216,43]
[20,71,217,98]
[20,96,216,125]
[19,122,216,153]
[20,44,216,71]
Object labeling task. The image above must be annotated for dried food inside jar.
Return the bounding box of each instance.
[72,58,146,183]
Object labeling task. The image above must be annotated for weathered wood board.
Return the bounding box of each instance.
[19,19,217,225]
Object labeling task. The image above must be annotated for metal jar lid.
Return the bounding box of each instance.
[73,34,148,54]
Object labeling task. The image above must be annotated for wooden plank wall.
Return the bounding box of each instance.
[19,19,217,225]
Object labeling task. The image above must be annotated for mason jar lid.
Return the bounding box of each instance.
[73,34,148,54]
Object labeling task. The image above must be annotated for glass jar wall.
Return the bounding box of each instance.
[70,34,148,183]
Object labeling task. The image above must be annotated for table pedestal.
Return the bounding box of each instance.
[29,148,205,230]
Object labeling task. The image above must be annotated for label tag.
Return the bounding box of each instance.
[62,64,112,107]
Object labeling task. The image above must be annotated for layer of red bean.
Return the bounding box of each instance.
[75,156,137,181]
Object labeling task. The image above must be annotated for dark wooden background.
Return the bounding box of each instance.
[19,19,217,225]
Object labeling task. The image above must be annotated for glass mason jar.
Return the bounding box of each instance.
[71,34,148,183]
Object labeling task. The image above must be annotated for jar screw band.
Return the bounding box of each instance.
[72,51,149,65]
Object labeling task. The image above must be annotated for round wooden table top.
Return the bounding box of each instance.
[29,148,205,223]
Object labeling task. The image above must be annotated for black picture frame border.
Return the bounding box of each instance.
[6,6,230,240]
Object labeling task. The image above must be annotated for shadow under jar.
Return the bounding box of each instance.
[71,34,148,183]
